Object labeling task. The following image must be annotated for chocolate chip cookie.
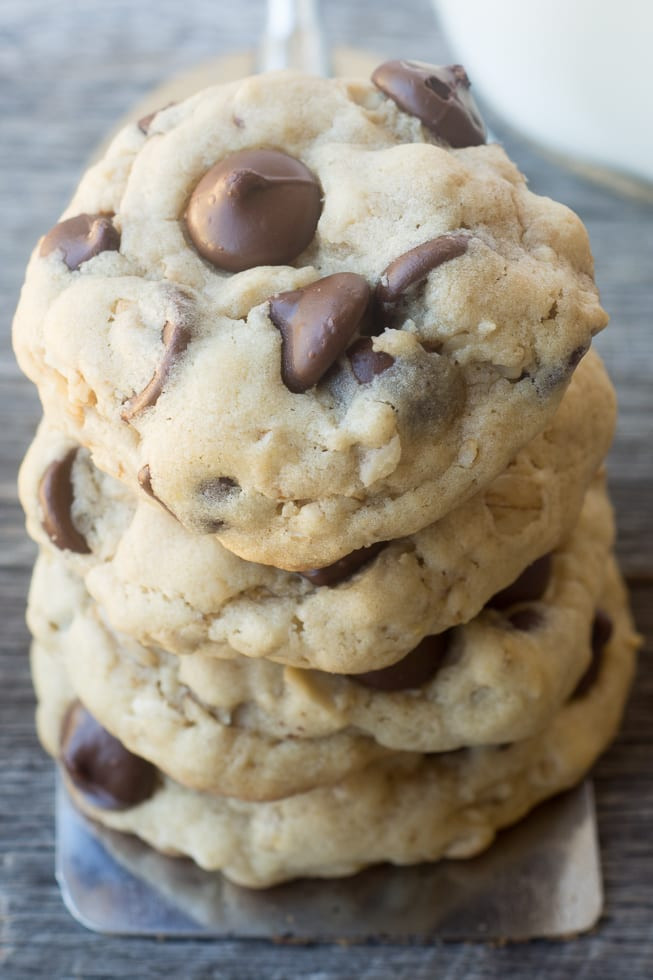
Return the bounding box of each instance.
[13,67,607,569]
[20,349,615,673]
[34,556,637,886]
[29,476,616,794]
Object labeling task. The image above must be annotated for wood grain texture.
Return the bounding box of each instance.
[1,1,651,976]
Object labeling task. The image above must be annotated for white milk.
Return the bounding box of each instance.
[434,0,653,183]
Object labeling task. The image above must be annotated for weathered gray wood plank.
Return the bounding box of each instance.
[1,1,652,977]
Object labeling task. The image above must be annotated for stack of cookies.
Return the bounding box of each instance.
[13,62,639,888]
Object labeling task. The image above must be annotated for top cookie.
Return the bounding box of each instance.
[13,65,607,568]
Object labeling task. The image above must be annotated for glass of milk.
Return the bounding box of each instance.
[433,0,653,186]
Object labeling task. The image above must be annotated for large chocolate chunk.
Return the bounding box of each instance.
[38,450,90,555]
[299,541,386,587]
[39,213,120,271]
[270,273,370,393]
[60,701,157,810]
[371,60,486,147]
[347,337,395,383]
[121,320,191,421]
[376,233,470,317]
[350,631,452,691]
[487,554,553,610]
[572,610,613,700]
[185,148,322,272]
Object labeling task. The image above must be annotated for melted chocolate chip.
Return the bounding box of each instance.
[195,476,241,532]
[568,344,589,370]
[270,273,370,393]
[184,148,322,272]
[121,320,190,421]
[350,631,452,691]
[372,60,486,147]
[507,608,544,632]
[137,464,178,519]
[38,450,90,554]
[347,337,395,384]
[572,610,613,700]
[60,701,157,810]
[299,542,386,587]
[201,476,240,498]
[137,463,156,498]
[39,213,120,271]
[487,554,553,611]
[375,233,470,318]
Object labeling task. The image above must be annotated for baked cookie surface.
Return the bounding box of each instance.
[13,69,607,568]
[35,558,637,887]
[29,556,396,802]
[29,477,615,790]
[20,349,614,673]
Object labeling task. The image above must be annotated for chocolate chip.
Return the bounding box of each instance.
[507,608,544,632]
[137,102,174,135]
[568,344,589,370]
[572,610,613,700]
[39,213,120,271]
[592,609,614,652]
[60,701,157,810]
[38,450,90,555]
[299,541,386,587]
[539,342,593,393]
[347,337,395,383]
[137,463,178,519]
[487,554,553,611]
[121,319,190,421]
[350,631,452,691]
[270,273,370,393]
[195,476,241,531]
[375,233,470,318]
[372,60,486,147]
[184,148,322,272]
[137,463,156,498]
[200,476,240,498]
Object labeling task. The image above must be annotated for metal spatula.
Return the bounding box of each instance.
[60,0,604,940]
[56,775,602,940]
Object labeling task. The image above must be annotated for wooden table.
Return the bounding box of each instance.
[2,1,651,976]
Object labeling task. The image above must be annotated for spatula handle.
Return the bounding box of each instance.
[258,0,330,76]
